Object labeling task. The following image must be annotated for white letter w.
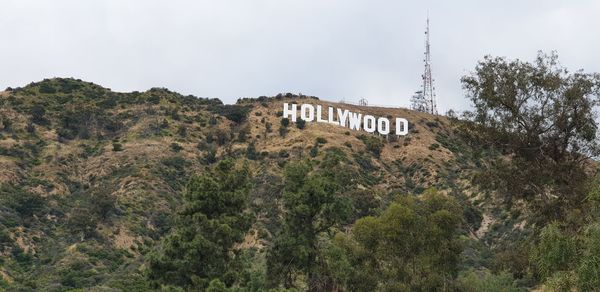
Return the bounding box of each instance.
[348,112,362,131]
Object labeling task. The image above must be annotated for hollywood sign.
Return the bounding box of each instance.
[283,103,409,136]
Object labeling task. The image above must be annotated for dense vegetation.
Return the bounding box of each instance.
[460,52,600,291]
[1,52,600,291]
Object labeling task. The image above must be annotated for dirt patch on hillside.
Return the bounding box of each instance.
[476,213,493,238]
[0,156,21,183]
[236,229,267,251]
[0,269,13,284]
[12,227,36,255]
[114,229,139,251]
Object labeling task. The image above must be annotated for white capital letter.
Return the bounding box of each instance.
[328,107,338,124]
[316,105,327,123]
[395,118,409,136]
[364,115,376,133]
[348,112,362,131]
[300,104,315,122]
[377,118,390,135]
[283,103,297,122]
[337,108,350,127]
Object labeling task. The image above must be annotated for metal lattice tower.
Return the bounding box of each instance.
[422,16,437,115]
[358,98,368,106]
[410,90,427,112]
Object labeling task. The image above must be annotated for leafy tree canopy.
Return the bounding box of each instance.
[147,158,252,290]
[461,52,600,219]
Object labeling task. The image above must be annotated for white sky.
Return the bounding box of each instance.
[1,0,599,112]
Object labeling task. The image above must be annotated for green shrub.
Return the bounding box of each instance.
[0,186,45,217]
[425,121,439,128]
[456,269,523,292]
[576,224,600,291]
[204,147,217,164]
[26,122,35,134]
[546,271,574,292]
[2,117,12,131]
[160,119,169,129]
[238,126,250,142]
[39,82,56,94]
[112,141,124,151]
[278,126,287,137]
[208,104,251,123]
[177,125,187,137]
[357,134,384,157]
[246,143,258,160]
[310,143,319,157]
[296,119,306,129]
[170,142,183,152]
[428,143,440,150]
[30,105,50,125]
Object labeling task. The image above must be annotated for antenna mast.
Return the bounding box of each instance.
[422,15,437,115]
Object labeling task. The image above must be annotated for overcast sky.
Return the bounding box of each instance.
[1,0,599,111]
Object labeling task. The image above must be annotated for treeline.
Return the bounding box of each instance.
[459,52,600,290]
[145,154,476,291]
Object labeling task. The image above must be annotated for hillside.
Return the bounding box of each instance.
[0,78,525,290]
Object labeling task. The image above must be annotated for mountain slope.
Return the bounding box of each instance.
[0,78,520,290]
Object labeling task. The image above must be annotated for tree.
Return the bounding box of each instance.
[267,159,352,290]
[68,205,99,240]
[530,178,600,290]
[461,52,600,219]
[530,222,577,280]
[147,159,252,290]
[330,189,463,291]
[576,223,600,291]
[90,185,116,220]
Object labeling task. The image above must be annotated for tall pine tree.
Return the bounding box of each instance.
[147,158,252,289]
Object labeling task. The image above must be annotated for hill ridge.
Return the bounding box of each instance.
[0,78,513,290]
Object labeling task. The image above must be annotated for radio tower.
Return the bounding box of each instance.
[422,16,437,115]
